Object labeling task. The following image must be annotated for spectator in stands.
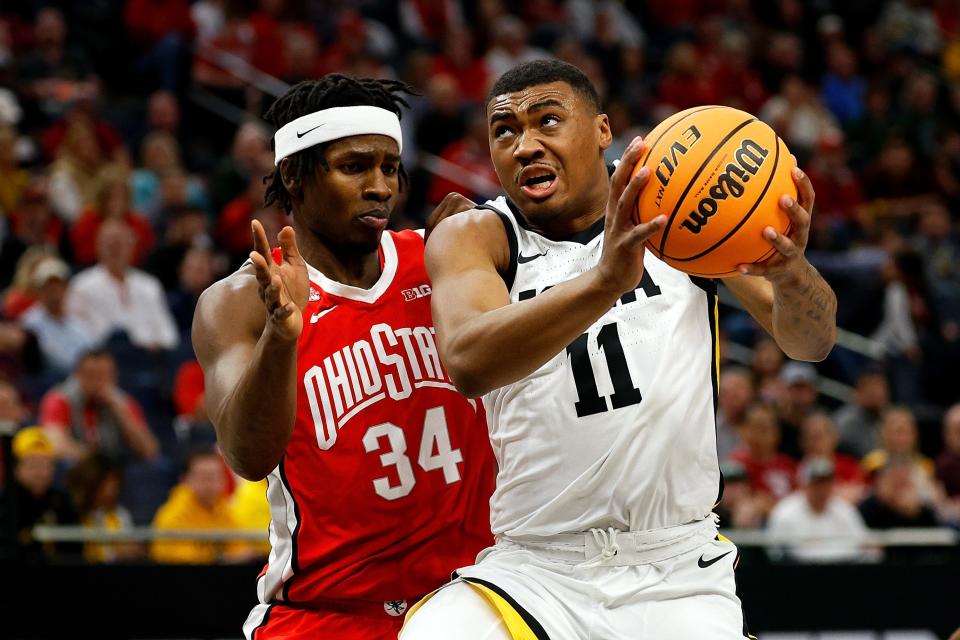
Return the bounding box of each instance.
[172,360,214,448]
[66,452,141,563]
[859,459,939,528]
[935,404,960,524]
[760,74,839,164]
[130,132,207,224]
[3,246,53,319]
[38,348,159,464]
[656,41,721,112]
[777,362,823,458]
[862,407,935,489]
[751,337,786,404]
[820,42,865,125]
[0,125,28,216]
[0,380,29,435]
[0,179,68,294]
[151,446,250,564]
[144,206,210,291]
[846,83,898,170]
[13,8,99,125]
[834,367,891,458]
[1,426,78,561]
[425,110,499,206]
[432,27,490,105]
[730,404,798,513]
[484,15,550,79]
[209,122,269,215]
[861,134,939,221]
[799,412,868,503]
[124,0,195,91]
[47,114,109,222]
[70,165,155,267]
[716,367,754,461]
[167,246,216,349]
[19,257,92,379]
[414,74,467,158]
[714,461,765,529]
[228,475,270,559]
[804,130,864,251]
[767,457,869,562]
[913,200,960,326]
[215,151,274,263]
[66,219,178,351]
[872,252,925,403]
[709,31,768,114]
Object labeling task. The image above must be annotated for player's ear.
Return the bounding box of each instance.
[279,158,300,196]
[597,113,613,151]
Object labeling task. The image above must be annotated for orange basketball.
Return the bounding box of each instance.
[632,105,796,278]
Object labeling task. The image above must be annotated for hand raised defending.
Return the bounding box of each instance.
[249,220,310,341]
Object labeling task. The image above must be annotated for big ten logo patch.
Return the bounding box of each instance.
[402,284,432,301]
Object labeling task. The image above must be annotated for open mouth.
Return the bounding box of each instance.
[519,166,558,200]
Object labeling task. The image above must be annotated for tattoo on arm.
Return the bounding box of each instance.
[772,263,837,357]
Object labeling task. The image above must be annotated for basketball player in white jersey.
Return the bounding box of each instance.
[401,60,837,639]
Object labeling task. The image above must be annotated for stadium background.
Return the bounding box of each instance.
[0,0,957,638]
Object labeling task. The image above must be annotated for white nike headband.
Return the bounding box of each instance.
[273,105,403,166]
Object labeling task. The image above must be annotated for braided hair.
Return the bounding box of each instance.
[263,74,414,214]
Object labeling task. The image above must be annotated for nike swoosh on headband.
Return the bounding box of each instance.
[297,124,325,138]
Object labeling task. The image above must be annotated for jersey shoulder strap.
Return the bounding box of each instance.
[476,197,520,291]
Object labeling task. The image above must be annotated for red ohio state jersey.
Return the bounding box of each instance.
[256,230,494,611]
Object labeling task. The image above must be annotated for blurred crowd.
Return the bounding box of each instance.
[0,0,959,565]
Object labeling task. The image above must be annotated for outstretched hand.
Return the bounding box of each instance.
[249,220,310,341]
[595,136,667,295]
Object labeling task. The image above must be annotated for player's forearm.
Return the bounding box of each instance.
[437,269,623,397]
[769,261,837,362]
[213,329,299,480]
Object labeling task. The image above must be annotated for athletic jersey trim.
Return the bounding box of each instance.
[304,231,398,303]
[458,576,551,640]
[690,276,724,507]
[476,203,519,291]
[277,458,302,602]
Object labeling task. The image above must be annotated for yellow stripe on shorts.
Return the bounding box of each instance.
[463,580,539,640]
[400,579,541,640]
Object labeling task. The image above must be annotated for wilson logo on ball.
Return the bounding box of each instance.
[681,139,769,235]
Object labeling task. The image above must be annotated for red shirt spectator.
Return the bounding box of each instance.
[730,448,798,500]
[173,360,204,418]
[39,350,159,463]
[124,0,195,48]
[426,116,499,206]
[71,209,154,267]
[805,132,865,222]
[69,167,154,267]
[729,405,798,500]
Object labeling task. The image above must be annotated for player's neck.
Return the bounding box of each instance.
[295,227,382,289]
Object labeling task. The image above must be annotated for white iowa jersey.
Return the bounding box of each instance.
[480,196,722,537]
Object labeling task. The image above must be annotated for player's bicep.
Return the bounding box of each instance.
[425,212,512,336]
[191,274,264,423]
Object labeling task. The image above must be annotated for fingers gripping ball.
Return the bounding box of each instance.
[632,106,796,277]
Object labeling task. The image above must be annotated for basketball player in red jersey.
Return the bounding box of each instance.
[192,75,494,639]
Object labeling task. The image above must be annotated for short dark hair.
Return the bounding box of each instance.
[262,74,416,214]
[487,59,601,113]
[182,444,220,475]
[75,347,113,369]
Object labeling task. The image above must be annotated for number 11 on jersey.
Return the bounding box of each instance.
[566,322,642,417]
